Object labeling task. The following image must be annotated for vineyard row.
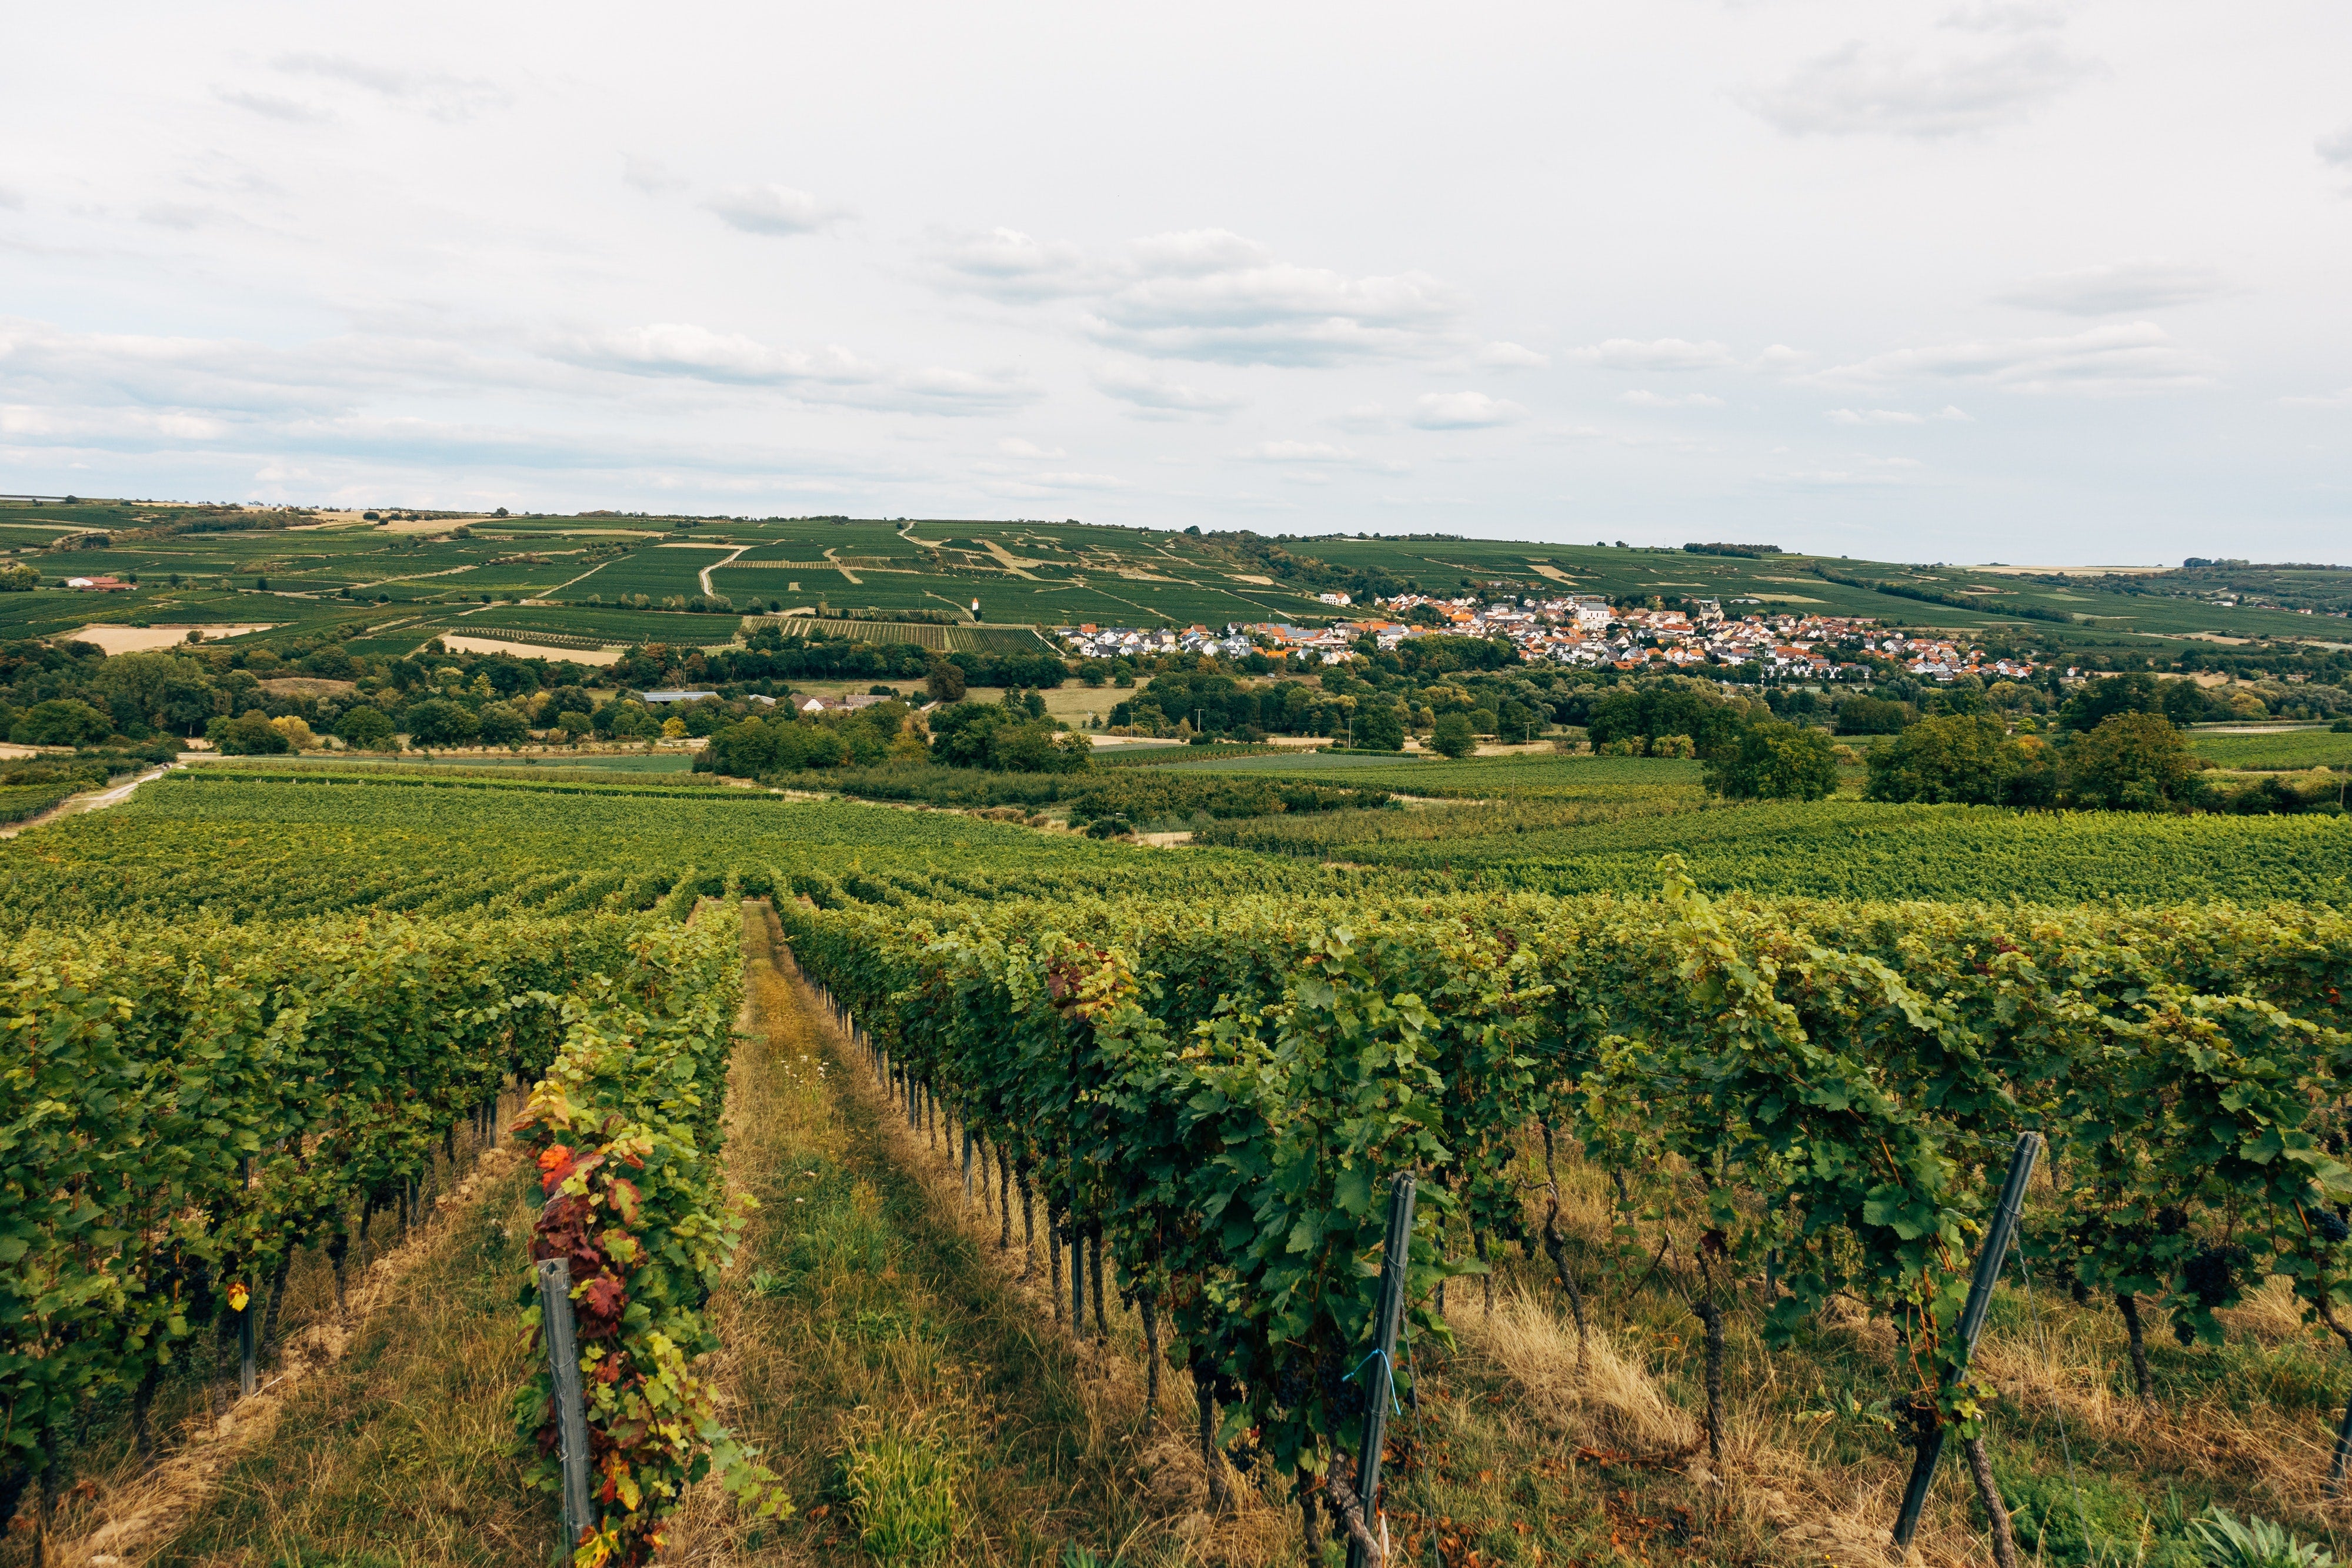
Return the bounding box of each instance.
[769,863,2352,1524]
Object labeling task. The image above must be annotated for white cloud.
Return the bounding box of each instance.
[0,186,20,211]
[2280,388,2352,408]
[215,87,334,124]
[546,323,1036,413]
[622,156,688,196]
[272,53,506,122]
[1334,403,1393,432]
[0,404,234,443]
[997,438,1067,457]
[1827,405,1976,423]
[1939,2,2072,33]
[1994,259,2226,314]
[1742,38,2094,139]
[1475,341,1550,369]
[705,185,848,236]
[1413,391,1526,429]
[933,225,1472,365]
[1124,228,1270,276]
[1089,260,1463,366]
[1759,466,1916,488]
[1025,471,1129,490]
[1573,337,1737,371]
[1236,439,1406,473]
[1090,363,1246,418]
[1242,440,1361,462]
[928,227,1097,301]
[1621,389,1724,408]
[1803,321,2211,396]
[2320,126,2352,171]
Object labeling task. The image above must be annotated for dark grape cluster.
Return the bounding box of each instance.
[2317,1210,2351,1246]
[2183,1242,2247,1309]
[2155,1206,2189,1236]
[1316,1347,1369,1422]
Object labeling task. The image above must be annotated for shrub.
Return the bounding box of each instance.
[2063,712,2203,811]
[477,702,530,747]
[1836,695,1911,734]
[12,699,113,748]
[403,698,481,748]
[206,712,292,755]
[1703,720,1837,801]
[1865,713,2026,805]
[335,705,396,750]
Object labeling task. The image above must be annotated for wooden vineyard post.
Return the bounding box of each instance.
[536,1258,595,1557]
[1890,1132,2040,1553]
[1342,1172,1416,1568]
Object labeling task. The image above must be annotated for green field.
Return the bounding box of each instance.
[1163,749,1707,796]
[2189,728,2352,770]
[4,770,2348,1568]
[747,616,1049,652]
[6,501,2351,667]
[1202,794,2352,903]
[192,751,699,776]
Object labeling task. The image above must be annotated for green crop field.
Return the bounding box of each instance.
[1203,793,2352,904]
[4,768,2350,1568]
[9,502,2352,1564]
[744,615,1047,652]
[558,545,736,602]
[6,504,2349,669]
[2190,728,2352,770]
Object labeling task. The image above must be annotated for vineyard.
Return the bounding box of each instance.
[2,771,2350,1565]
[745,615,1053,654]
[1203,793,2352,904]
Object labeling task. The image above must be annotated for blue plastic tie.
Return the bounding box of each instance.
[1347,1347,1402,1415]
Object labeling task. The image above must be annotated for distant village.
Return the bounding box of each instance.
[1056,590,2036,684]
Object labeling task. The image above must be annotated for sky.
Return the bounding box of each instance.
[2,1,2348,562]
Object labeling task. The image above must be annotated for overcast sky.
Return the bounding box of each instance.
[4,1,2348,562]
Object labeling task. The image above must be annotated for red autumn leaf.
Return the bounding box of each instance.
[579,1270,628,1326]
[606,1177,642,1224]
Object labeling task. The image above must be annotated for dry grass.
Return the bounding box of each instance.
[1394,1124,2352,1567]
[1474,1287,1695,1456]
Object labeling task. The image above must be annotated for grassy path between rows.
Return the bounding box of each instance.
[664,902,1231,1566]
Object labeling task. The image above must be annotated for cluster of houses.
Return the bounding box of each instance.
[1053,593,2033,685]
[1058,623,1257,662]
